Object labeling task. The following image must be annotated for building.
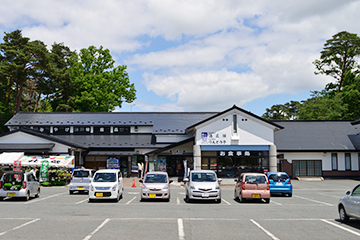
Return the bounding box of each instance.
[1,105,360,179]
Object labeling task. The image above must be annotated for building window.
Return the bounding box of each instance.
[345,153,351,170]
[232,114,237,134]
[331,153,337,170]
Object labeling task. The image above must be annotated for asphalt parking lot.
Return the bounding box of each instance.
[0,179,360,240]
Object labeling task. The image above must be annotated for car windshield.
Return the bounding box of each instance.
[245,175,267,184]
[73,171,90,178]
[144,174,167,183]
[191,172,216,182]
[93,173,116,182]
[268,174,289,182]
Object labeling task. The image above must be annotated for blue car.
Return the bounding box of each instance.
[266,172,292,197]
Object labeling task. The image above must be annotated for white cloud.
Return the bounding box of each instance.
[1,0,359,113]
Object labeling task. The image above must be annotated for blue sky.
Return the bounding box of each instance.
[1,0,360,116]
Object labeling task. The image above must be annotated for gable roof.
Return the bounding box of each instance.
[186,105,284,130]
[273,120,358,151]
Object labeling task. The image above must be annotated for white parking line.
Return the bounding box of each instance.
[222,198,231,205]
[250,219,280,240]
[128,192,139,195]
[24,192,66,204]
[271,200,282,205]
[293,195,333,206]
[178,218,185,240]
[318,192,341,198]
[321,219,360,237]
[83,218,110,240]
[126,196,137,205]
[177,197,180,205]
[0,218,40,236]
[75,198,89,204]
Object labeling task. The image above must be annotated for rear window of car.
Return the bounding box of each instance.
[93,173,116,182]
[268,173,289,182]
[245,175,267,184]
[191,172,216,182]
[73,170,90,178]
[2,173,24,183]
[144,174,167,183]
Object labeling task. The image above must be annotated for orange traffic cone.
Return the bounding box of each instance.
[131,178,136,188]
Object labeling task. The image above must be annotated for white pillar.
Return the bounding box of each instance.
[193,145,201,170]
[269,145,277,172]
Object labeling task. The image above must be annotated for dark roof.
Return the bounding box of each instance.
[0,143,55,152]
[0,129,88,149]
[187,105,284,130]
[6,112,217,134]
[273,121,359,151]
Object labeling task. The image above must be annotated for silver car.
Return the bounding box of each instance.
[69,168,96,194]
[139,171,173,201]
[338,183,360,222]
[0,171,40,201]
[184,170,222,203]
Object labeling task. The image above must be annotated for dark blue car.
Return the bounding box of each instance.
[266,172,292,197]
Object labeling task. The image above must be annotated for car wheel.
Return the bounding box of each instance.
[0,197,4,201]
[24,191,30,201]
[239,194,245,203]
[35,188,40,198]
[234,190,239,201]
[217,198,221,204]
[186,194,191,203]
[288,193,292,197]
[339,206,349,223]
[69,190,74,195]
[265,198,270,204]
[89,198,94,203]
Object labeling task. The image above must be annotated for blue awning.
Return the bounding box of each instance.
[200,145,269,151]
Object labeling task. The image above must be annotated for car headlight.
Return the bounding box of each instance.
[163,184,169,190]
[142,184,147,190]
[215,184,220,189]
[112,184,117,191]
[190,184,195,189]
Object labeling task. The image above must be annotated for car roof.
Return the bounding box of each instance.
[95,169,119,173]
[146,171,168,175]
[190,170,215,173]
[267,172,288,175]
[242,173,266,176]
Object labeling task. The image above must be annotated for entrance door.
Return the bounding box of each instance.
[293,160,322,177]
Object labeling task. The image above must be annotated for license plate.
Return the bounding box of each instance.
[252,194,260,198]
[202,193,209,198]
[7,192,15,197]
[96,193,103,197]
[276,182,283,185]
[149,194,156,198]
[78,187,84,190]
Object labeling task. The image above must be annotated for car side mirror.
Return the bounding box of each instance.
[169,180,173,184]
[234,179,238,182]
[346,191,351,195]
[218,178,222,183]
[139,179,143,183]
[183,178,189,182]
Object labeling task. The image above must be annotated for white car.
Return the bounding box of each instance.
[139,171,173,201]
[89,169,124,202]
[184,170,222,203]
[338,183,360,222]
[0,171,40,201]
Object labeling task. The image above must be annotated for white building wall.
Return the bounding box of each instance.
[195,111,275,146]
[282,152,360,171]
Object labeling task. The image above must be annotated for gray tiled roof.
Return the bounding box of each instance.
[273,121,359,151]
[6,112,217,134]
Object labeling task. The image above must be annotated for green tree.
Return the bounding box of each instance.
[262,101,300,120]
[313,31,360,93]
[70,46,136,112]
[297,91,347,120]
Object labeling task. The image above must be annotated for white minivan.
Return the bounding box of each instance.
[89,169,123,202]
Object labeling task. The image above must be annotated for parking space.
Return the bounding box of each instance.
[0,180,360,239]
